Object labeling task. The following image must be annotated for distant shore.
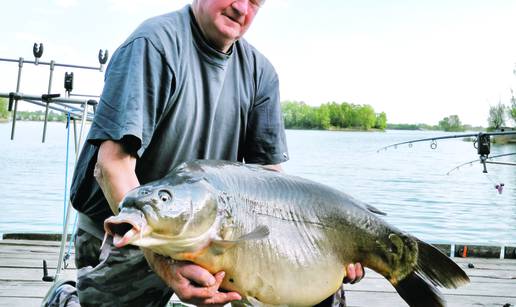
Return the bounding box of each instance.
[493,135,516,144]
[1,120,513,141]
[286,127,385,132]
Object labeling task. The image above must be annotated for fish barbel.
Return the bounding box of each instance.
[105,160,469,306]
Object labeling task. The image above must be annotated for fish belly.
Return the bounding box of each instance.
[237,252,343,305]
[194,219,347,306]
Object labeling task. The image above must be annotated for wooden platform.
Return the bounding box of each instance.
[1,239,515,307]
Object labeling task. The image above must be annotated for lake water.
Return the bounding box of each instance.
[0,121,515,245]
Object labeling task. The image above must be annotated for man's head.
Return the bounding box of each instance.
[192,0,263,53]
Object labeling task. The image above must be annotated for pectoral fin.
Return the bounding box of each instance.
[237,225,270,241]
[211,225,270,255]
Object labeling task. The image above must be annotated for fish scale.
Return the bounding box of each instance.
[105,160,470,306]
[217,172,334,267]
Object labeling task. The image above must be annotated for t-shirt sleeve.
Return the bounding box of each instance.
[87,37,174,157]
[244,67,289,165]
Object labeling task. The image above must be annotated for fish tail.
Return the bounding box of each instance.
[393,239,470,307]
[415,240,470,289]
[394,271,445,307]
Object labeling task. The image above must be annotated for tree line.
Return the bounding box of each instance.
[0,98,66,122]
[487,92,516,130]
[0,98,9,120]
[2,96,515,131]
[3,98,389,129]
[281,101,387,130]
[487,66,516,129]
[387,120,484,132]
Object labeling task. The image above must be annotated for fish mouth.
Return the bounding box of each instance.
[104,209,148,248]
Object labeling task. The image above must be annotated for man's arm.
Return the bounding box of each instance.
[94,140,139,214]
[94,140,241,304]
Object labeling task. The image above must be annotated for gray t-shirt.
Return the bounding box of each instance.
[70,5,288,223]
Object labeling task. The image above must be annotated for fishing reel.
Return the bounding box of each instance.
[475,133,490,173]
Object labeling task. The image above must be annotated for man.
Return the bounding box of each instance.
[45,0,363,306]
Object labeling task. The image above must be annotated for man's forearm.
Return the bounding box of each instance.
[94,140,140,214]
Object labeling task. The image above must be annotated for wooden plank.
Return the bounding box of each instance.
[0,252,74,258]
[0,280,54,298]
[346,291,516,307]
[1,266,512,286]
[0,257,76,269]
[453,257,516,268]
[2,233,72,242]
[0,247,70,255]
[0,239,64,247]
[0,296,43,307]
[355,268,516,284]
[453,257,516,265]
[5,268,513,300]
[0,267,76,282]
[1,288,515,307]
[0,242,66,250]
[358,268,516,283]
[347,275,516,297]
[1,239,515,307]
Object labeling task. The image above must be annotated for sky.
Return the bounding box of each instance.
[1,0,515,127]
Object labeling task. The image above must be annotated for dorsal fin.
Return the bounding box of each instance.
[366,204,387,215]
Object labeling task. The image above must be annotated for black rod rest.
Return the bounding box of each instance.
[7,92,19,111]
[42,93,61,102]
[42,260,55,282]
[98,49,108,64]
[33,43,44,65]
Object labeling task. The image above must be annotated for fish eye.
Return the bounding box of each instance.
[140,189,151,196]
[158,190,172,202]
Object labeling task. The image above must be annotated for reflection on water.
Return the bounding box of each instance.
[1,122,515,245]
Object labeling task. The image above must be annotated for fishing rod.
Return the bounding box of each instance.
[377,130,516,176]
[445,152,516,194]
[446,152,516,175]
[377,131,516,152]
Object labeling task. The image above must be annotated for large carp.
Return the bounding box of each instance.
[104,160,469,306]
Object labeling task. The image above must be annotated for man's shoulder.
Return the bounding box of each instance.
[236,38,276,75]
[236,39,279,87]
[123,5,191,52]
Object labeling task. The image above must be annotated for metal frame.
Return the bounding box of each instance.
[1,43,108,287]
[0,43,107,142]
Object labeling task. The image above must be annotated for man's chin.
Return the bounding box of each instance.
[212,29,241,47]
[218,24,242,39]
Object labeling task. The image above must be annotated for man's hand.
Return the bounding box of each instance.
[169,262,242,306]
[343,263,365,284]
[142,250,241,306]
